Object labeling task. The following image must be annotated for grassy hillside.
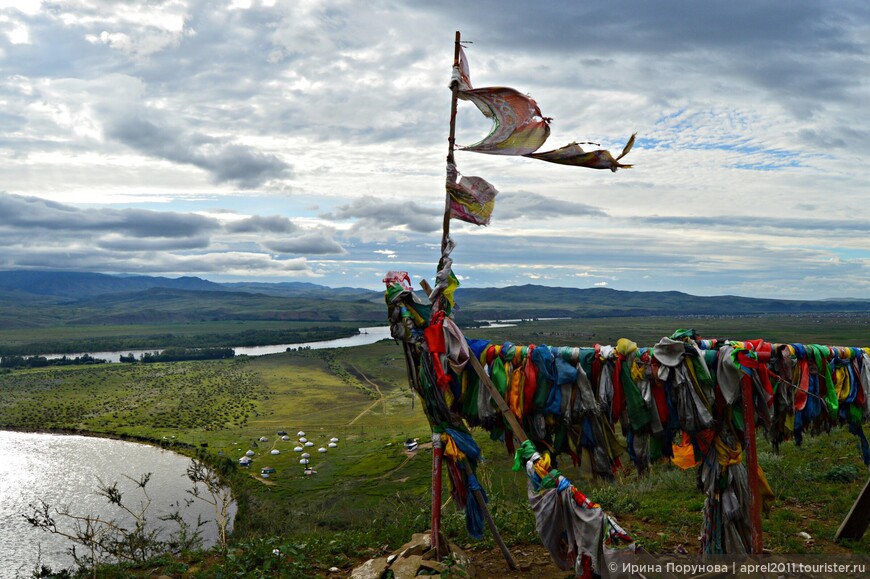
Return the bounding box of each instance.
[2,316,869,576]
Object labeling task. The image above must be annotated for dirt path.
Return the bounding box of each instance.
[357,365,387,413]
[347,399,380,426]
[346,365,386,425]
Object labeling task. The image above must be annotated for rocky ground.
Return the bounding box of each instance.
[345,532,570,578]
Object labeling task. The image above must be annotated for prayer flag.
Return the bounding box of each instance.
[453,47,635,166]
[526,133,636,172]
[446,163,498,226]
[458,87,551,156]
[456,46,472,90]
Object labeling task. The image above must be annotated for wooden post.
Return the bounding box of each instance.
[468,354,529,444]
[442,30,462,256]
[835,474,870,541]
[431,432,444,559]
[428,32,462,557]
[423,31,520,570]
[471,484,518,570]
[740,374,764,553]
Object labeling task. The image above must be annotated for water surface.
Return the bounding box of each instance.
[0,431,234,577]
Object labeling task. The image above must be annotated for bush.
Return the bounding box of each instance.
[823,464,859,483]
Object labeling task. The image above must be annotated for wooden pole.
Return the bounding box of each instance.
[470,481,518,570]
[428,31,462,559]
[431,432,444,559]
[441,30,462,256]
[740,374,764,553]
[835,474,870,541]
[468,354,529,444]
[426,31,520,569]
[414,300,518,566]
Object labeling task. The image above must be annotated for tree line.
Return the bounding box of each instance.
[1,348,235,369]
[0,353,107,369]
[120,347,235,363]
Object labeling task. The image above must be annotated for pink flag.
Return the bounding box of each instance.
[458,87,551,156]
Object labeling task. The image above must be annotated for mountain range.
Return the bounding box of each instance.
[1,270,869,328]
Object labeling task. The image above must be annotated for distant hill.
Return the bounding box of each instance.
[0,271,385,328]
[1,272,869,329]
[452,284,870,321]
[0,270,380,301]
[65,287,384,325]
[222,281,378,300]
[0,270,225,299]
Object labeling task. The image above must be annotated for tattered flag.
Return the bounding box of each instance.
[446,163,498,226]
[458,87,551,156]
[453,48,634,167]
[527,133,636,172]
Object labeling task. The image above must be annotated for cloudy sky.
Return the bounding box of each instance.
[2,1,869,299]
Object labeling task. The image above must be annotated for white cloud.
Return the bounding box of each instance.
[0,15,30,44]
[86,30,134,53]
[0,0,41,15]
[263,229,346,255]
[2,1,870,297]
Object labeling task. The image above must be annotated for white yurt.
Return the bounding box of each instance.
[318,447,327,453]
[304,441,314,447]
[328,442,337,448]
[281,435,290,441]
[245,450,255,457]
[301,452,310,459]
[294,446,303,452]
[330,437,339,443]
[297,431,305,437]
[270,449,280,455]
[300,458,309,465]
[259,436,269,442]
[299,437,308,443]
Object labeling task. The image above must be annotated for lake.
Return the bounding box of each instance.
[0,431,235,578]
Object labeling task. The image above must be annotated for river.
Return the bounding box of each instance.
[0,431,235,578]
[33,325,393,363]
